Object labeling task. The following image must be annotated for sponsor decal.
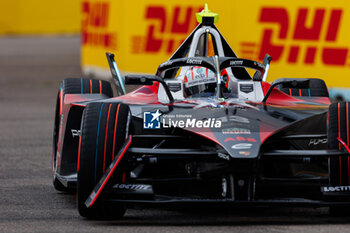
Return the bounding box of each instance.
[241,7,349,67]
[218,152,230,161]
[322,185,350,192]
[71,129,81,138]
[185,67,216,88]
[82,1,117,50]
[224,137,256,142]
[113,183,152,191]
[131,5,202,54]
[230,60,243,66]
[309,138,327,146]
[186,58,202,65]
[163,117,221,128]
[143,110,222,129]
[240,84,254,94]
[159,60,173,68]
[168,82,182,92]
[239,151,251,156]
[222,128,251,134]
[143,110,161,129]
[231,143,252,149]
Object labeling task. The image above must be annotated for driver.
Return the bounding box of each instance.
[178,66,231,97]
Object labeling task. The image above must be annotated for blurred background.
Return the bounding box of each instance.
[0,0,350,99]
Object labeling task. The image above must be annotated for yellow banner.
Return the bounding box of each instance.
[81,0,350,90]
[0,0,80,35]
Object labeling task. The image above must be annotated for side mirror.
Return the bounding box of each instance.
[253,54,272,81]
[124,75,174,103]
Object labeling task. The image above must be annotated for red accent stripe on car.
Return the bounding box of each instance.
[77,135,82,171]
[57,90,63,153]
[338,103,342,184]
[112,104,120,160]
[103,104,112,173]
[347,103,350,184]
[89,80,92,93]
[347,103,349,147]
[289,88,292,96]
[337,137,350,154]
[86,136,132,208]
[56,152,60,168]
[224,138,235,142]
[338,103,341,150]
[122,172,126,183]
[59,89,63,115]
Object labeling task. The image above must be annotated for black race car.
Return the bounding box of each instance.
[52,6,350,219]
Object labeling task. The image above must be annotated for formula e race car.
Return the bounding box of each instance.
[52,6,350,219]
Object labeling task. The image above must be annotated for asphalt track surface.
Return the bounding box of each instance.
[1,36,350,233]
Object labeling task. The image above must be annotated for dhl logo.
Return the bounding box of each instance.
[82,1,117,50]
[132,5,202,54]
[241,7,350,67]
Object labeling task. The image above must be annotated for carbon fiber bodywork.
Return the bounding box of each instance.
[52,11,350,214]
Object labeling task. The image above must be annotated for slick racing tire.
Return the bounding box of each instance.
[328,102,350,215]
[77,102,130,219]
[61,78,113,98]
[52,78,113,192]
[275,78,328,97]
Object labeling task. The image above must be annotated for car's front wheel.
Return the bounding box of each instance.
[328,102,350,215]
[52,78,113,192]
[275,78,328,97]
[77,102,130,219]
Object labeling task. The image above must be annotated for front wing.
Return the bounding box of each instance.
[84,132,350,208]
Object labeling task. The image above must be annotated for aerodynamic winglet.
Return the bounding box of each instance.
[85,136,132,208]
